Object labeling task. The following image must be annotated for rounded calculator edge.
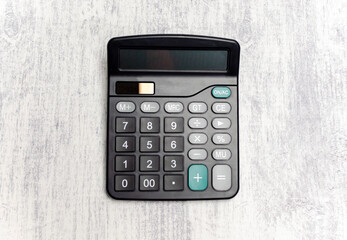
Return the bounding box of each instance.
[107,34,240,47]
[105,191,240,201]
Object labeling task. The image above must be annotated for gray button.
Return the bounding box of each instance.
[212,102,231,114]
[212,134,231,145]
[212,165,232,191]
[212,149,231,160]
[116,102,135,113]
[188,118,208,129]
[188,102,207,113]
[188,149,207,160]
[212,118,231,129]
[141,102,160,113]
[189,133,208,144]
[165,102,183,113]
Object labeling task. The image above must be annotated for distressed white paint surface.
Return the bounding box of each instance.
[0,0,346,239]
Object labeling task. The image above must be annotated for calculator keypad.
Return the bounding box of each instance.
[108,86,238,200]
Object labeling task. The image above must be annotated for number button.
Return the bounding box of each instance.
[188,165,208,191]
[115,156,135,171]
[116,117,136,133]
[164,156,184,171]
[115,136,135,152]
[139,175,159,191]
[212,102,231,114]
[212,134,232,145]
[188,102,207,113]
[140,118,160,133]
[140,136,160,152]
[115,175,135,191]
[188,118,208,129]
[164,118,184,133]
[116,102,135,113]
[140,155,160,171]
[164,136,184,152]
[164,175,184,191]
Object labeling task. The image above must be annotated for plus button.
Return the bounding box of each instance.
[193,173,203,182]
[188,165,208,191]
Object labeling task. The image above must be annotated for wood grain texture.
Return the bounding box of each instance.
[0,0,346,239]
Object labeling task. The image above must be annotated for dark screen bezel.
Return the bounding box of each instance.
[107,35,240,76]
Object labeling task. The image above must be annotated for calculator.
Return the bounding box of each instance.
[107,35,240,200]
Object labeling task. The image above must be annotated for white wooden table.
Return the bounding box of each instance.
[0,0,346,239]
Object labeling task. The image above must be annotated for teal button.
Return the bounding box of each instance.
[188,165,208,191]
[212,87,231,98]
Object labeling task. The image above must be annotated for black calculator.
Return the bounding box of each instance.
[107,35,240,200]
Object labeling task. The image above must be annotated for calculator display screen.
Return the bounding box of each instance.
[119,49,228,71]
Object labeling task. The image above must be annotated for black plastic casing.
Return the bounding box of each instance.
[107,35,240,200]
